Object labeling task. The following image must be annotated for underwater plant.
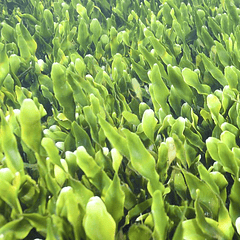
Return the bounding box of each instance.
[0,0,240,239]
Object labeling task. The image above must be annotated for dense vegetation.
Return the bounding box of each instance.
[1,0,240,239]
